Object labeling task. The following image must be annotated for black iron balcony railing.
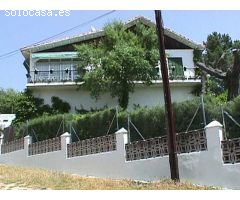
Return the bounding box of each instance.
[27,69,80,83]
[27,69,199,84]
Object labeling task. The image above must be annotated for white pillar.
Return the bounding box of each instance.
[115,128,128,160]
[204,120,223,162]
[24,135,32,156]
[61,132,71,158]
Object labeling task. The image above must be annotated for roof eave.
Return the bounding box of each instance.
[21,16,204,59]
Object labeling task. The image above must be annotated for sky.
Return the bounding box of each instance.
[1,10,240,91]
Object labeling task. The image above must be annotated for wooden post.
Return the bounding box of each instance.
[155,10,180,181]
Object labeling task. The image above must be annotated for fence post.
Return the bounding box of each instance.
[115,128,128,159]
[0,134,4,155]
[24,135,32,156]
[61,132,71,158]
[204,120,223,162]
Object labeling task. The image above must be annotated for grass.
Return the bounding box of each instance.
[0,164,217,190]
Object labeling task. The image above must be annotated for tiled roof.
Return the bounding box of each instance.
[21,16,203,58]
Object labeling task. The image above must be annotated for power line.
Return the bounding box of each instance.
[0,50,20,59]
[25,10,116,47]
[0,10,116,61]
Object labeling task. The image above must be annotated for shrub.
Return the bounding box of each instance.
[14,95,240,142]
[51,96,71,114]
[15,114,73,142]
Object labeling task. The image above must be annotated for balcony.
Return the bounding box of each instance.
[26,59,199,86]
[27,69,79,84]
[154,66,199,81]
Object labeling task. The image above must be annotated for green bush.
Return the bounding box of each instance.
[70,108,117,140]
[14,95,240,142]
[221,96,240,138]
[51,96,71,114]
[15,114,73,142]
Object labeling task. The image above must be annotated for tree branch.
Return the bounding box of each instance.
[196,62,226,79]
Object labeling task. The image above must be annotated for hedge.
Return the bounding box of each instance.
[15,114,73,142]
[14,96,240,142]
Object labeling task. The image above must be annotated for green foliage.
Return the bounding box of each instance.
[205,91,228,106]
[205,32,233,71]
[15,114,73,141]
[13,97,214,142]
[222,96,240,138]
[15,94,240,142]
[0,88,52,123]
[193,49,203,64]
[191,83,202,96]
[207,77,225,96]
[0,88,72,124]
[202,32,240,100]
[129,106,165,141]
[173,99,203,132]
[51,96,71,114]
[75,21,159,109]
[0,88,19,114]
[71,108,117,141]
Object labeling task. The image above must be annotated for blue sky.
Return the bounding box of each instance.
[1,10,240,91]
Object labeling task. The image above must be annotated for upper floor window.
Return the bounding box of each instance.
[168,57,184,78]
[155,57,185,79]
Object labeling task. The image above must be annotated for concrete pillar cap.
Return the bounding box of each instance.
[61,132,71,137]
[115,128,128,134]
[205,120,223,128]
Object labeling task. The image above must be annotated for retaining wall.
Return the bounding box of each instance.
[0,121,240,189]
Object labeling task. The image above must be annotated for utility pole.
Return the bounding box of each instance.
[155,10,179,181]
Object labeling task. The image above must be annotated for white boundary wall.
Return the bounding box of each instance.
[1,121,240,189]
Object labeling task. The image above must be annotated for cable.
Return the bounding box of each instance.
[0,51,21,61]
[0,10,116,61]
[0,50,20,59]
[25,10,116,47]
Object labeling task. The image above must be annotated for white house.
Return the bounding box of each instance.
[0,114,16,132]
[21,16,203,112]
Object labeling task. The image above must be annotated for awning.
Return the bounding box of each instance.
[31,52,78,60]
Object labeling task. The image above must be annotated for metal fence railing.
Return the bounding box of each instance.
[28,69,79,83]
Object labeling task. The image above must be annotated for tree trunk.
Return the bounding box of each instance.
[118,81,129,110]
[225,50,240,100]
[226,72,240,100]
[196,50,240,101]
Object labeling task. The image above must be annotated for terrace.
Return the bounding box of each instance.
[27,52,199,85]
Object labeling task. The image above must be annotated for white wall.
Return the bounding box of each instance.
[1,122,240,189]
[27,49,198,112]
[0,114,16,130]
[30,81,199,112]
[166,49,195,78]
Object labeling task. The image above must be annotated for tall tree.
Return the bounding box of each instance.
[196,32,240,100]
[0,88,53,123]
[75,22,159,109]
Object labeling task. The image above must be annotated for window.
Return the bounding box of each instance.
[167,57,184,78]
